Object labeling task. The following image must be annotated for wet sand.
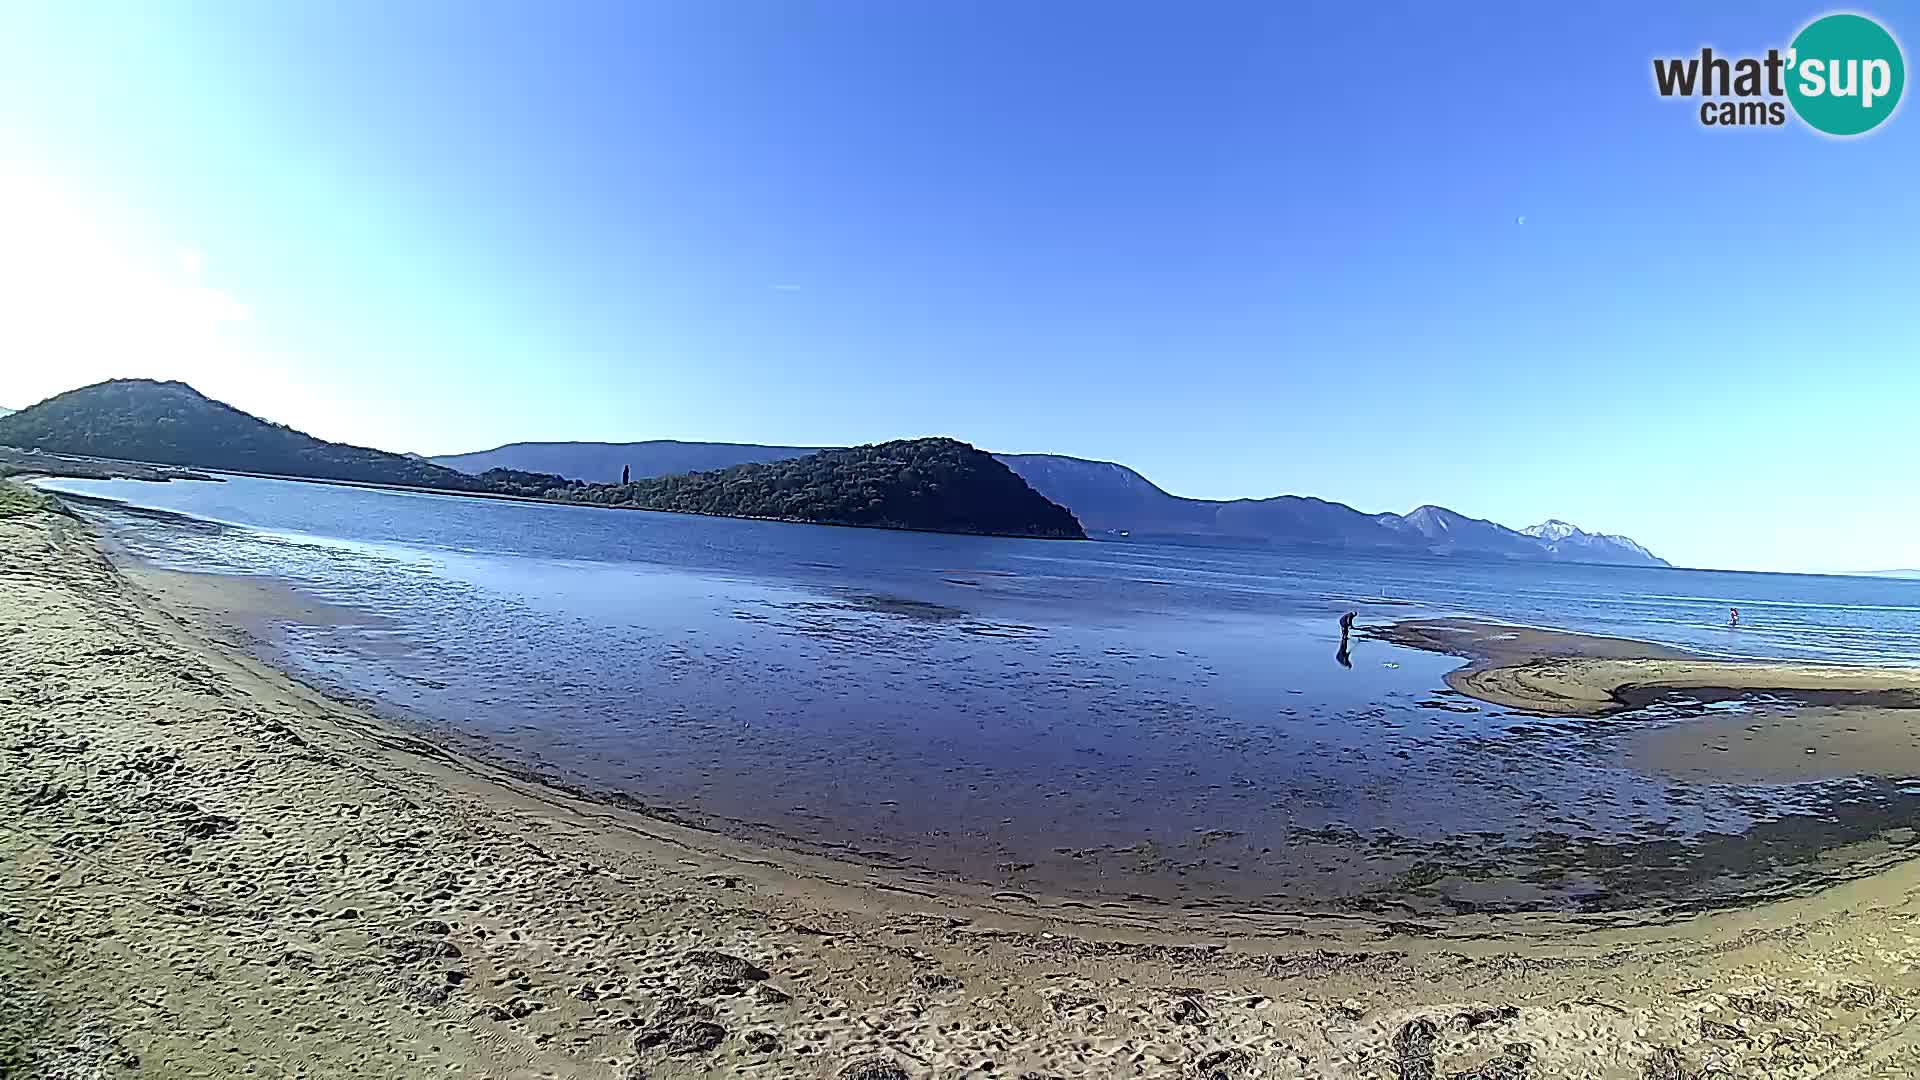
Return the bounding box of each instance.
[1373,618,1920,717]
[9,496,1920,1077]
[1622,703,1920,785]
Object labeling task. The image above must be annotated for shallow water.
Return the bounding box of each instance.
[38,474,1920,913]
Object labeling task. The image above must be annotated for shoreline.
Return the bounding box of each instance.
[95,559,1920,927]
[9,493,1920,1075]
[1369,617,1920,717]
[12,450,1090,542]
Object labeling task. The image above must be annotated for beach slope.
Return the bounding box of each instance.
[7,494,1920,1077]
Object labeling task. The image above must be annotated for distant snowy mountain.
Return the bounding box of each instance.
[994,455,1669,566]
[0,407,14,419]
[1376,505,1544,558]
[1523,519,1579,543]
[434,439,1670,566]
[1523,520,1665,566]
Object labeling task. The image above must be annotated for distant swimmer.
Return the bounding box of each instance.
[1729,607,1740,627]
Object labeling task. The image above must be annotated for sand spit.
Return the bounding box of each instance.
[7,498,1920,1077]
[1372,619,1920,718]
[0,448,219,484]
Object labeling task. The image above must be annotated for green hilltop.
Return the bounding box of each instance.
[0,380,1083,540]
[565,438,1084,539]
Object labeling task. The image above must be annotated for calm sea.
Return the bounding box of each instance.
[37,474,1920,914]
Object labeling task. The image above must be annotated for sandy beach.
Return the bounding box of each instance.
[1371,619,1920,719]
[9,491,1920,1078]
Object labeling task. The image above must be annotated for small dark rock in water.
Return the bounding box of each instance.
[1639,1047,1699,1080]
[404,982,451,1006]
[1824,981,1886,1010]
[908,971,963,994]
[752,984,792,1006]
[413,919,452,936]
[182,814,238,839]
[1191,1047,1254,1079]
[634,995,716,1049]
[1394,1016,1439,1057]
[1167,995,1207,1025]
[684,949,768,981]
[1393,1017,1440,1080]
[682,949,769,995]
[1454,1005,1519,1031]
[744,1029,780,1054]
[665,1020,727,1055]
[1698,1017,1745,1041]
[839,1058,910,1080]
[1726,995,1790,1021]
[385,937,461,966]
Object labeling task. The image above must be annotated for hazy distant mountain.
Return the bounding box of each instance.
[433,441,817,483]
[0,407,13,418]
[1375,505,1544,558]
[995,453,1399,547]
[0,380,573,497]
[434,439,1668,565]
[0,382,1077,539]
[997,453,1669,565]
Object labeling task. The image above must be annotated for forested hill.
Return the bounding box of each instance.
[562,438,1085,539]
[434,440,817,483]
[0,379,574,496]
[0,382,1080,539]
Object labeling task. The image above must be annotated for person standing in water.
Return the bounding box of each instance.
[1336,611,1356,668]
[1729,606,1740,628]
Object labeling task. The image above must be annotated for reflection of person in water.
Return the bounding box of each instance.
[1336,611,1356,668]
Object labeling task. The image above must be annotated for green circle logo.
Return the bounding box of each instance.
[1787,13,1905,136]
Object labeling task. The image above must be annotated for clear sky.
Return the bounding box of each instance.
[0,3,1913,573]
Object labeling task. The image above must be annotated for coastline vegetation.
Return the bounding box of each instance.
[0,380,1084,539]
[561,437,1084,538]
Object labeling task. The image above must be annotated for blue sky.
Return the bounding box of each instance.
[0,3,1913,573]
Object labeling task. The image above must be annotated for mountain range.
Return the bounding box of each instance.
[433,441,1668,565]
[0,381,1664,562]
[0,381,1079,539]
